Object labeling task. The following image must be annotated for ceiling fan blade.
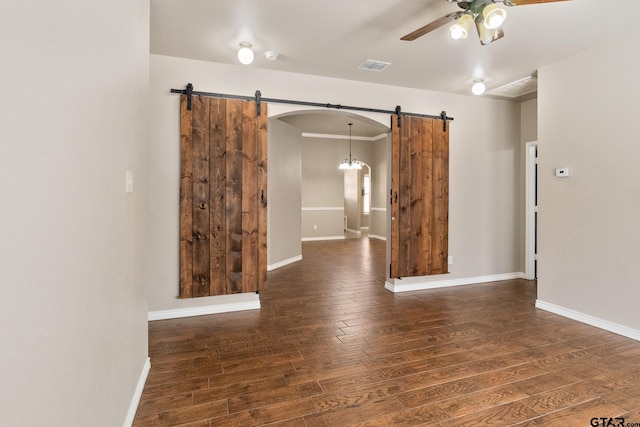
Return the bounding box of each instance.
[503,0,570,6]
[401,12,461,41]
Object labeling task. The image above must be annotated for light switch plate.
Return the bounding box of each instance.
[126,170,134,193]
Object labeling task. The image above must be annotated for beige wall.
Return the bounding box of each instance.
[300,136,377,239]
[344,169,360,232]
[149,53,523,311]
[369,137,390,239]
[300,136,348,239]
[301,137,349,207]
[521,99,538,143]
[537,30,640,333]
[0,1,150,425]
[268,119,302,266]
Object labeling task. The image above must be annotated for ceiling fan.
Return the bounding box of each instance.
[401,0,570,45]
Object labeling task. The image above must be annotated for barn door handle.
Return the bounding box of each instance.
[260,189,266,205]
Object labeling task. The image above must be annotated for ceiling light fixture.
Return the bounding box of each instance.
[482,4,507,29]
[447,2,508,45]
[339,123,362,170]
[402,0,564,46]
[475,14,502,45]
[450,13,473,40]
[237,42,254,65]
[472,80,486,96]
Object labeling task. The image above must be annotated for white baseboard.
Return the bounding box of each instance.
[268,255,302,271]
[368,234,386,241]
[385,272,526,293]
[123,357,150,427]
[302,236,345,242]
[535,300,640,342]
[148,299,260,321]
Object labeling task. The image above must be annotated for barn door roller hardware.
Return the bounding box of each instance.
[395,105,402,127]
[440,111,448,131]
[255,90,262,115]
[185,83,193,111]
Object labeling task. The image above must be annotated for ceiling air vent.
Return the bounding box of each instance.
[487,75,537,99]
[358,60,391,72]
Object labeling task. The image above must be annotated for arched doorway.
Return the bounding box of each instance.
[267,110,390,270]
[343,162,371,240]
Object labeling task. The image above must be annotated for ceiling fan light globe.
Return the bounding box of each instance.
[450,14,473,40]
[450,25,466,40]
[482,4,507,30]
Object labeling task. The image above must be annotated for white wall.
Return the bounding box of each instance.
[0,1,150,425]
[537,30,640,334]
[149,53,522,311]
[268,119,302,267]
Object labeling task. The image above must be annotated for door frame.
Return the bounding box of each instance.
[525,141,538,280]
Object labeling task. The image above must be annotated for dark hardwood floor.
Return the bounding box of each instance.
[134,238,640,426]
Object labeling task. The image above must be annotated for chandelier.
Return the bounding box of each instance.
[338,123,362,170]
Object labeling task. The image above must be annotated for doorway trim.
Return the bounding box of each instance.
[525,141,538,280]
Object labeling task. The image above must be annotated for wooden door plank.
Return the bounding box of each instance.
[398,116,412,277]
[209,97,227,296]
[390,116,400,279]
[432,120,449,274]
[179,95,194,298]
[241,100,258,294]
[256,103,268,290]
[408,116,424,276]
[421,118,434,275]
[225,100,244,293]
[191,96,211,297]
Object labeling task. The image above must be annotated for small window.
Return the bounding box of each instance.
[363,174,370,215]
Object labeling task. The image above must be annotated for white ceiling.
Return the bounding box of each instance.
[150,0,640,134]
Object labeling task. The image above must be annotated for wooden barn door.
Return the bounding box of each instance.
[179,95,267,298]
[390,115,449,278]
